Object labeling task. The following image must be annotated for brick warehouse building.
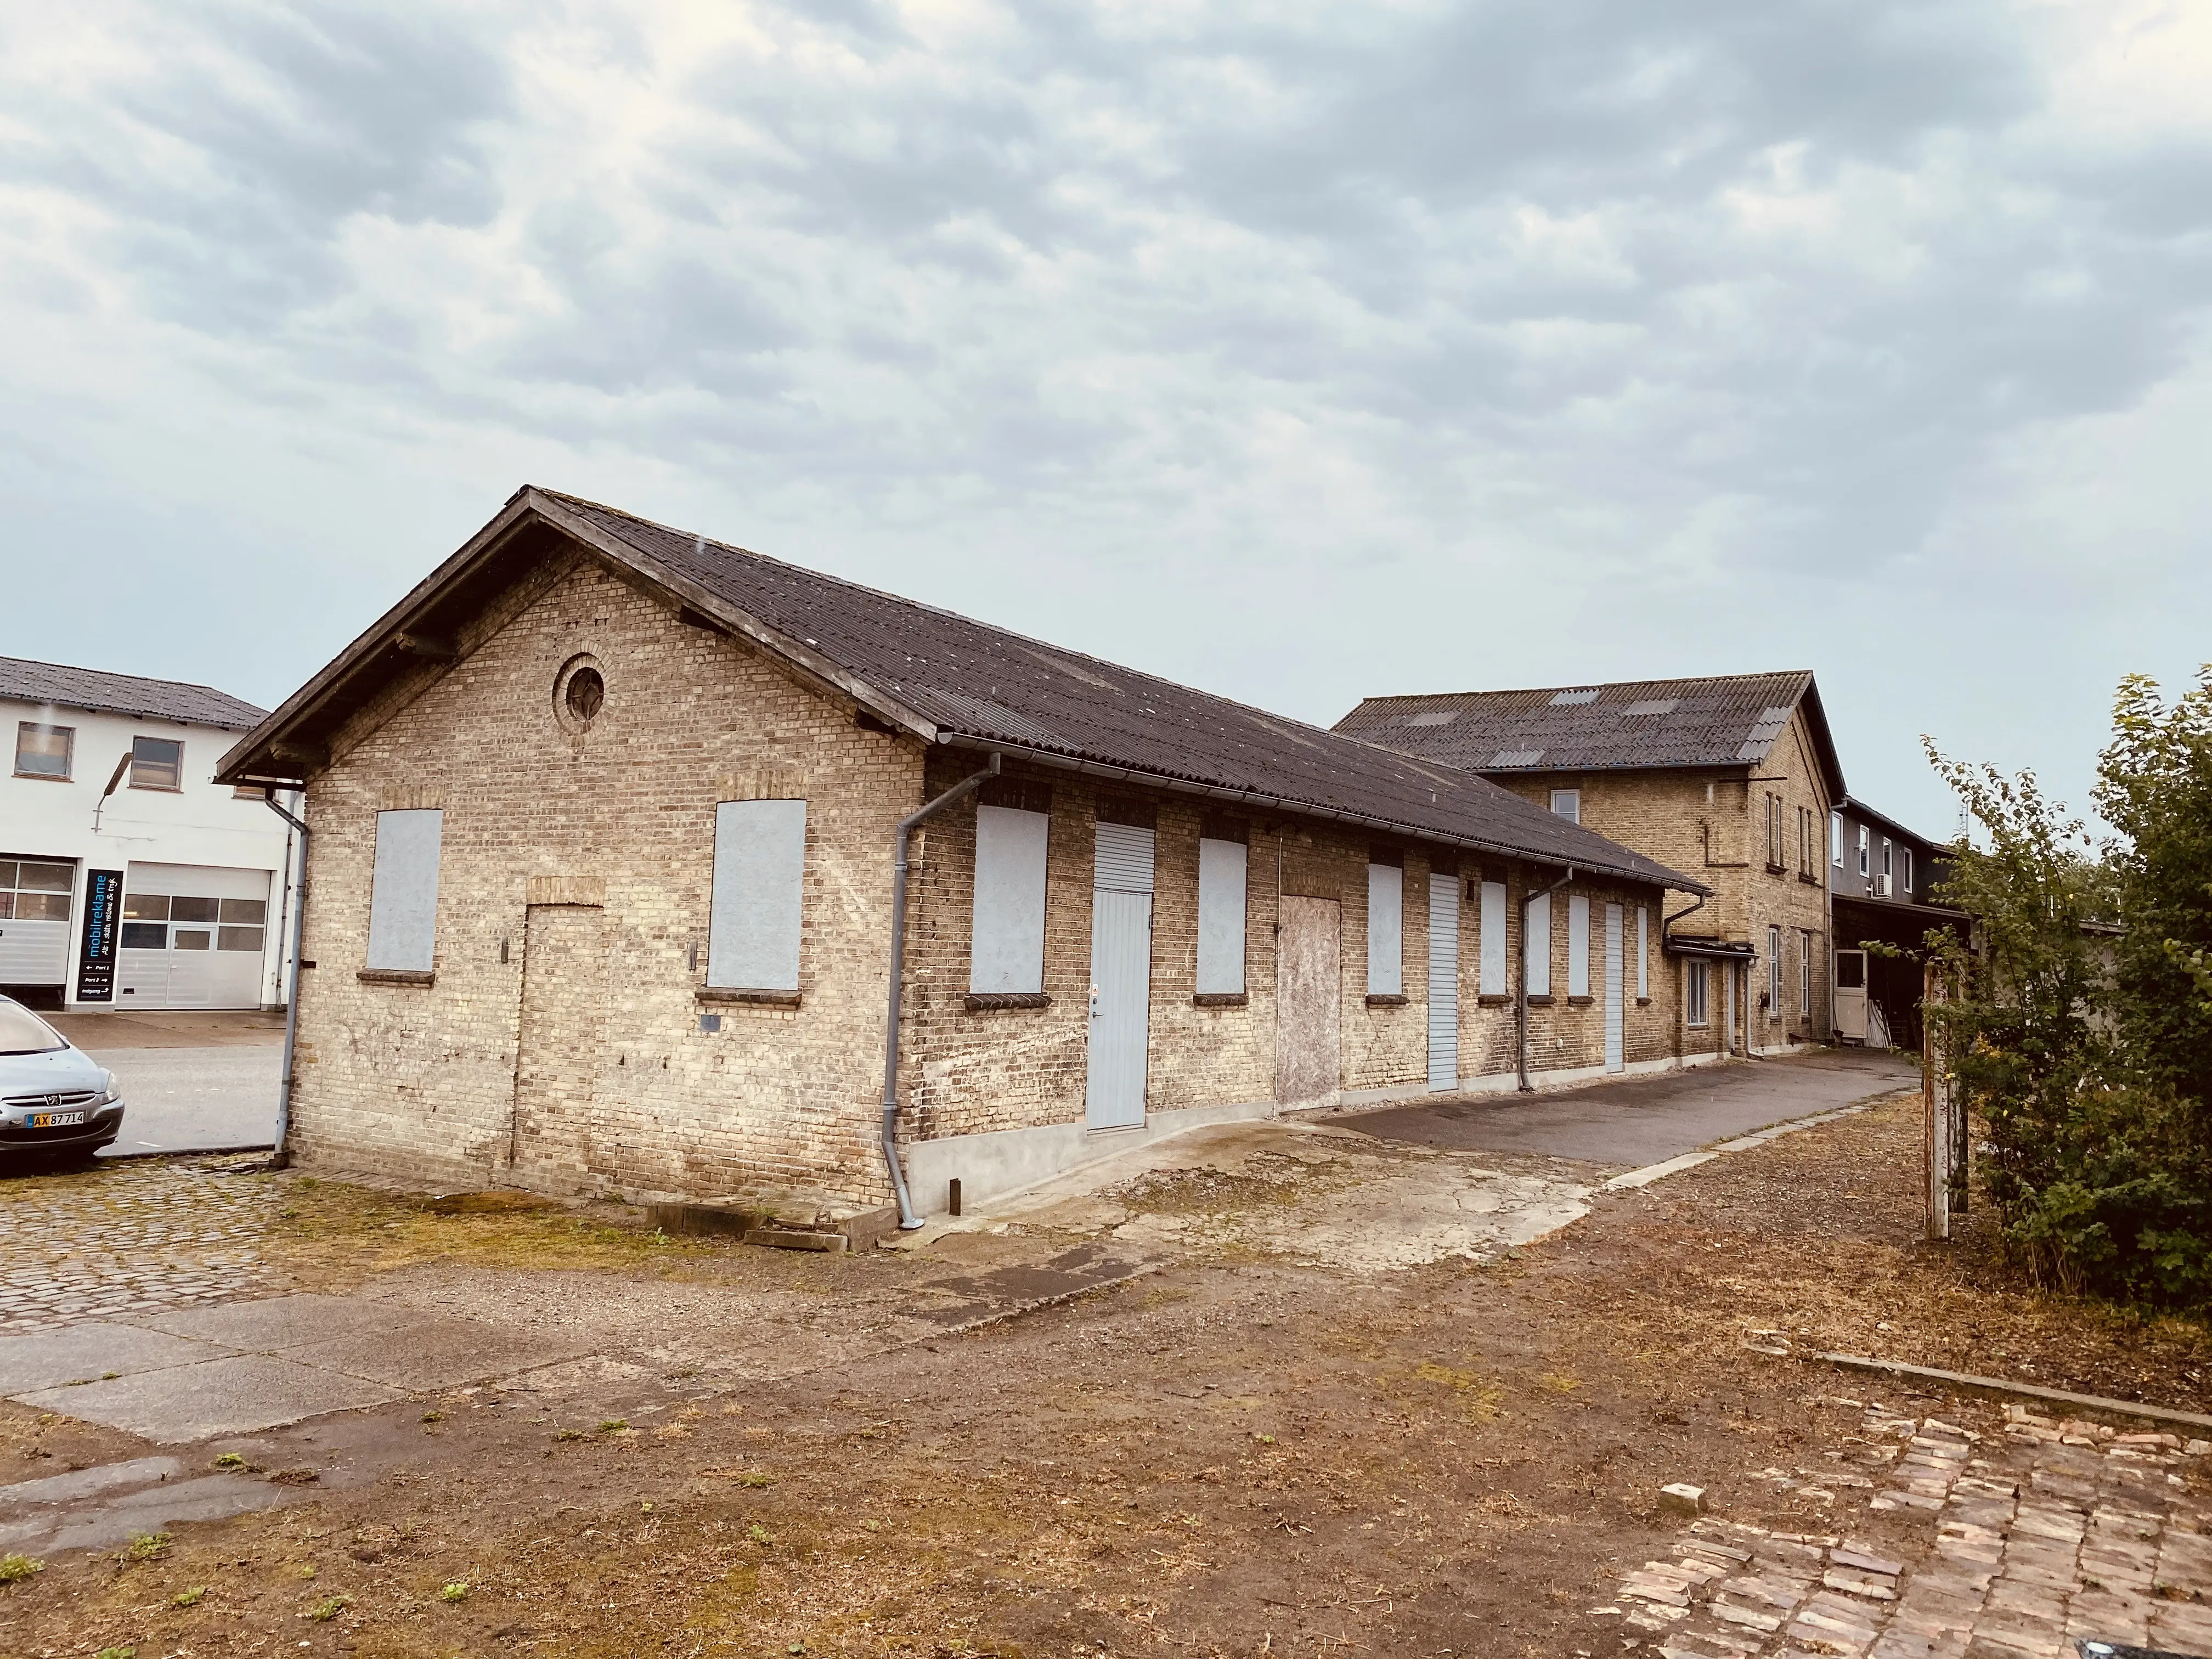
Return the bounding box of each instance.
[218,488,1707,1220]
[1335,673,1845,1059]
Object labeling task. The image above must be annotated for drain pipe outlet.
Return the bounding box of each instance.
[880,752,1001,1229]
[262,788,310,1166]
[1517,865,1575,1093]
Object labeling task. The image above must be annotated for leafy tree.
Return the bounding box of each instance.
[1923,669,2212,1306]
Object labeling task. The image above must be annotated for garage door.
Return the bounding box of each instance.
[0,857,75,987]
[118,863,274,1010]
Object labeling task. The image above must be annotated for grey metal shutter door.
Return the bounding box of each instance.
[1604,903,1624,1073]
[972,805,1049,992]
[1427,871,1459,1091]
[1087,822,1155,1130]
[1195,838,1246,994]
[1480,881,1506,995]
[1093,822,1155,894]
[1525,892,1550,997]
[365,809,443,972]
[1367,864,1402,995]
[708,799,806,991]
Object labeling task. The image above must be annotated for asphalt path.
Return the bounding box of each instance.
[83,1044,280,1157]
[1330,1048,1921,1169]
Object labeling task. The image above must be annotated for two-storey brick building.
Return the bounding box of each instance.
[1828,795,1962,1049]
[1335,673,1846,1058]
[217,488,1709,1222]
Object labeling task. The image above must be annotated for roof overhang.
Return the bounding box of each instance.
[940,732,1710,896]
[1663,936,1758,960]
[216,488,944,787]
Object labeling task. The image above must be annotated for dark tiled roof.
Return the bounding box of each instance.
[1335,672,1842,795]
[545,494,1699,890]
[0,656,266,731]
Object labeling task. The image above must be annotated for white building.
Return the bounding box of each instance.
[2,657,297,1013]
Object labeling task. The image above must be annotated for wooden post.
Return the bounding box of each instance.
[1923,958,1950,1242]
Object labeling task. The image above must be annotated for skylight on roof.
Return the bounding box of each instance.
[1549,689,1598,706]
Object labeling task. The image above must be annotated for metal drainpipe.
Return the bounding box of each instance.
[261,788,310,1166]
[1516,865,1575,1093]
[879,752,1002,1229]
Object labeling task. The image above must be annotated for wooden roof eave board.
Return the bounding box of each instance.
[216,492,942,786]
[938,732,1712,897]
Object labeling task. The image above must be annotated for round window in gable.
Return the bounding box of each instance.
[554,656,605,735]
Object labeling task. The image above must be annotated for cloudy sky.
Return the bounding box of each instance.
[4,0,2208,834]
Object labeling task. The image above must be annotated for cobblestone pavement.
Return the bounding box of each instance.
[0,1161,284,1333]
[1599,1400,2212,1658]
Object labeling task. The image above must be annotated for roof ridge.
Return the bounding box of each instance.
[1355,669,1814,706]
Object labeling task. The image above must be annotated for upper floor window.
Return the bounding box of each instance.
[129,736,184,791]
[1830,811,1844,867]
[1764,793,1785,870]
[13,723,72,780]
[1901,847,1914,894]
[1857,824,1870,878]
[1549,789,1580,825]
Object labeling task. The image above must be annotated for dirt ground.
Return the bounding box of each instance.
[4,1088,2208,1659]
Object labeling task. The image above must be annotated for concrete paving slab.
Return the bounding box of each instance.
[15,1354,403,1443]
[0,1322,229,1393]
[276,1316,597,1391]
[0,1455,183,1513]
[4,1472,290,1555]
[137,1293,421,1351]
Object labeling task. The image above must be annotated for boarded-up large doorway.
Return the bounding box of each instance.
[511,903,607,1187]
[1276,896,1341,1108]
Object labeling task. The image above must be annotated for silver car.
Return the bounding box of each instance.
[0,995,123,1166]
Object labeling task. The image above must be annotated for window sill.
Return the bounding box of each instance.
[1636,996,1652,1008]
[1193,991,1248,1008]
[358,968,433,986]
[11,771,71,782]
[1477,993,1510,1007]
[697,986,801,1008]
[1364,992,1409,1007]
[1798,872,1823,885]
[127,784,184,794]
[965,991,1050,1011]
[1525,994,1554,1007]
[1568,994,1594,1006]
[1764,862,1788,876]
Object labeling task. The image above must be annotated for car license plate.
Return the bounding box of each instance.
[29,1110,86,1129]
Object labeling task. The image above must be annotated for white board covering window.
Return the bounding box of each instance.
[708,799,806,991]
[366,809,442,972]
[1480,881,1507,995]
[1637,905,1649,1000]
[972,804,1049,993]
[1195,838,1247,995]
[1367,863,1403,996]
[1525,891,1551,997]
[1567,893,1590,997]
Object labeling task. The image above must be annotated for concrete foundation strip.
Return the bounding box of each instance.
[1600,1096,1895,1192]
[1809,1352,2212,1435]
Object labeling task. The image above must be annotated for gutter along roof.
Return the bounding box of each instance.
[1335,672,1846,804]
[218,487,1706,894]
[0,656,267,730]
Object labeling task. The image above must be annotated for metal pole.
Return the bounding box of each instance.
[879,753,1000,1229]
[261,788,309,1167]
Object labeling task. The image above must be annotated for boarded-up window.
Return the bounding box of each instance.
[1196,838,1247,994]
[1568,893,1590,997]
[1637,905,1649,1000]
[1366,862,1403,995]
[366,809,443,972]
[972,803,1048,993]
[708,799,806,991]
[1480,881,1506,995]
[1525,891,1552,997]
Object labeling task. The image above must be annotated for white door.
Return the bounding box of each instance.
[1604,903,1624,1074]
[1426,872,1459,1092]
[1085,823,1154,1131]
[1834,949,1869,1043]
